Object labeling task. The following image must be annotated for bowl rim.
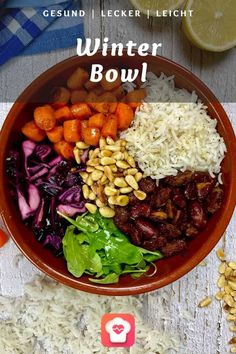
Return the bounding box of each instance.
[0,52,236,295]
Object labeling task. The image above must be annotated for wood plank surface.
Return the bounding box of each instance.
[0,1,235,353]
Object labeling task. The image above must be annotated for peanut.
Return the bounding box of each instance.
[104,186,118,196]
[114,177,127,188]
[106,137,115,145]
[73,147,81,164]
[134,190,147,200]
[100,149,113,157]
[125,175,139,190]
[99,206,115,218]
[101,157,116,165]
[115,195,129,206]
[91,170,103,182]
[85,203,97,214]
[76,141,89,149]
[120,187,133,194]
[135,172,143,182]
[104,166,114,182]
[82,185,90,199]
[116,160,130,169]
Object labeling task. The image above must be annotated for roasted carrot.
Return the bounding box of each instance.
[97,92,117,113]
[63,119,81,142]
[85,91,98,109]
[101,116,117,140]
[94,102,109,114]
[67,67,89,90]
[55,106,73,121]
[22,120,46,142]
[70,89,88,104]
[70,103,92,120]
[34,105,56,131]
[84,79,99,91]
[46,126,64,143]
[116,103,134,130]
[81,120,88,140]
[51,87,70,109]
[101,69,121,91]
[54,140,74,160]
[126,88,147,109]
[83,127,100,146]
[88,113,105,129]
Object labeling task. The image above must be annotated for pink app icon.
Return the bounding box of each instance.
[101,314,135,347]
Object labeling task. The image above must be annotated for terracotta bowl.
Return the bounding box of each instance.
[0,53,236,295]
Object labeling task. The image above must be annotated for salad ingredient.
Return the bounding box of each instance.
[21,121,46,142]
[182,0,236,52]
[63,119,81,142]
[79,136,145,214]
[55,106,73,121]
[46,126,64,143]
[121,73,226,181]
[70,103,92,120]
[83,127,100,146]
[116,102,134,130]
[0,229,8,248]
[126,88,147,108]
[70,89,88,104]
[34,105,56,131]
[67,67,89,89]
[101,69,121,91]
[59,211,163,283]
[6,140,87,253]
[101,116,117,139]
[114,170,223,256]
[54,141,74,160]
[88,113,105,129]
[130,0,185,16]
[51,86,70,108]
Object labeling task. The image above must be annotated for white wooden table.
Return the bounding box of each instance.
[0,1,235,353]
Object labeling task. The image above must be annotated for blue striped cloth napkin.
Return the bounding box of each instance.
[0,0,84,65]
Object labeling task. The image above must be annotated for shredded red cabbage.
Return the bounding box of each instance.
[6,139,88,254]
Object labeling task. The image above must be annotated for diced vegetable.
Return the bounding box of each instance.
[67,67,89,90]
[52,87,70,109]
[21,121,46,142]
[34,105,56,131]
[101,116,117,140]
[88,113,105,129]
[55,106,73,121]
[94,102,109,113]
[70,103,92,120]
[70,89,88,104]
[101,69,121,91]
[47,126,64,143]
[63,119,81,143]
[126,88,147,108]
[54,140,74,160]
[83,127,100,146]
[116,102,134,130]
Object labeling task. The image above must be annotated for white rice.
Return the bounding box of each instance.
[0,276,179,354]
[121,73,226,181]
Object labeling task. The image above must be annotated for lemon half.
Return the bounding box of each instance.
[130,0,185,16]
[182,0,236,52]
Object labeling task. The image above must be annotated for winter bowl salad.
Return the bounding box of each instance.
[6,66,227,285]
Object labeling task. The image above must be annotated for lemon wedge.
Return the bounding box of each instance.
[182,0,236,52]
[130,0,185,16]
